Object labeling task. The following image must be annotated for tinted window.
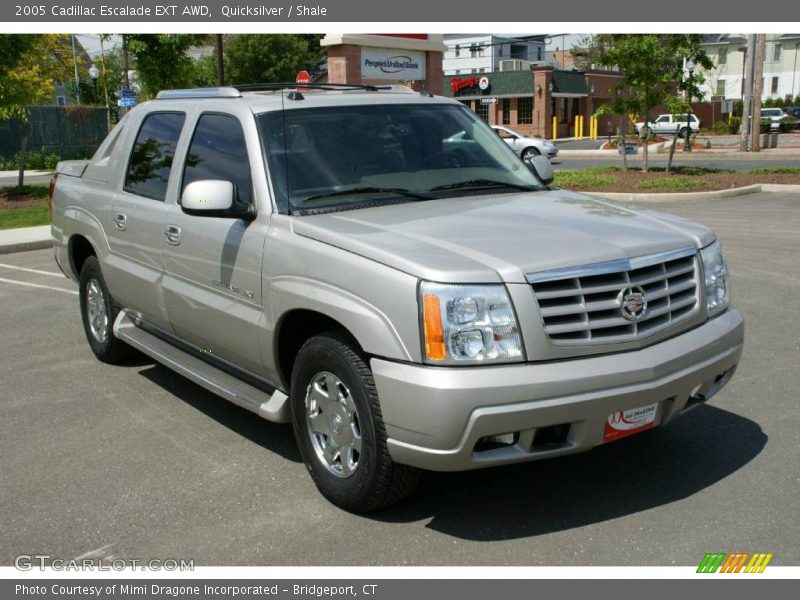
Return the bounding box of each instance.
[258,103,542,214]
[182,113,253,210]
[124,112,185,201]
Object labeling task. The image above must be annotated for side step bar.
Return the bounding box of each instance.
[113,310,290,423]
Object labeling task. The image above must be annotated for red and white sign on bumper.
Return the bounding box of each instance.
[603,403,658,443]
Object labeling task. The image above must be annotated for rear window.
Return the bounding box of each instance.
[124,112,186,201]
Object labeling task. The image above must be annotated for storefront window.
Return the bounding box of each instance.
[502,99,511,125]
[475,102,489,122]
[559,98,567,124]
[518,97,532,124]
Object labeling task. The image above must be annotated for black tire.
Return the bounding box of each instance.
[78,256,134,364]
[522,147,541,160]
[678,127,689,139]
[290,331,419,512]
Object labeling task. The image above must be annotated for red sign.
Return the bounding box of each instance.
[450,76,479,95]
[295,70,310,91]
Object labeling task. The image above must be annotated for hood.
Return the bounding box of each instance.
[292,189,715,283]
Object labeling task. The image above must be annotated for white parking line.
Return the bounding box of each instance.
[0,262,63,277]
[0,276,77,295]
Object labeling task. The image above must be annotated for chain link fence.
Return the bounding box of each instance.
[0,106,109,163]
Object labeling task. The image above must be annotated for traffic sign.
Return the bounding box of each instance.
[480,97,497,105]
[295,71,311,89]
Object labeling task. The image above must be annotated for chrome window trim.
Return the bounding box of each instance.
[525,246,697,284]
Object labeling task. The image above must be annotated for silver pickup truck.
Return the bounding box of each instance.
[51,84,744,512]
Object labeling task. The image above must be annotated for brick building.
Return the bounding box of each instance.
[443,66,628,138]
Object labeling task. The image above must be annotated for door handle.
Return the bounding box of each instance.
[113,213,127,231]
[164,225,181,246]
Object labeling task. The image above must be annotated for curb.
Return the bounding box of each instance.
[0,225,53,255]
[0,239,53,255]
[589,183,800,203]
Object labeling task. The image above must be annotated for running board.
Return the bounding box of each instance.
[113,310,290,423]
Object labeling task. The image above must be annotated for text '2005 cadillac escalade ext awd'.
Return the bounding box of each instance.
[51,84,744,512]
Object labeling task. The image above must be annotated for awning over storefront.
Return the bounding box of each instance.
[443,70,534,100]
[551,70,589,97]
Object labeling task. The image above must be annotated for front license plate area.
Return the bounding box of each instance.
[604,402,658,443]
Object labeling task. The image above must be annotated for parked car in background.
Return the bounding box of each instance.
[760,108,786,131]
[784,106,800,120]
[491,125,559,160]
[635,114,700,138]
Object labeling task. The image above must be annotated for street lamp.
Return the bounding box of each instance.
[684,60,696,152]
[88,64,99,104]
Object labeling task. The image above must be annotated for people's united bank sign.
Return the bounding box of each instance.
[361,47,426,80]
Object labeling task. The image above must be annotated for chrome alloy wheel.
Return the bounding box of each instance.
[304,371,362,478]
[85,278,109,344]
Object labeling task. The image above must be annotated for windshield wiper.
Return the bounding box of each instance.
[300,186,432,204]
[429,179,539,192]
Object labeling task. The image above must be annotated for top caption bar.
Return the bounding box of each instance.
[2,0,795,22]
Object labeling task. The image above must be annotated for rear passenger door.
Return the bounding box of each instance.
[161,112,267,377]
[105,111,186,331]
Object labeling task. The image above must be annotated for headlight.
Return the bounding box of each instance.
[700,240,730,317]
[419,281,524,364]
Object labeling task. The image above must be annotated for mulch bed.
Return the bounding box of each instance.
[561,170,800,193]
[1,190,47,210]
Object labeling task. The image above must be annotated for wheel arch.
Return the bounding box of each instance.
[274,309,363,391]
[68,234,98,279]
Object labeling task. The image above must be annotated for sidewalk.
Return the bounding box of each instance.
[558,147,800,158]
[0,225,52,255]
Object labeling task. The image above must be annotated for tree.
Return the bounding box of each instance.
[589,35,713,172]
[223,34,323,85]
[0,34,75,186]
[123,34,208,98]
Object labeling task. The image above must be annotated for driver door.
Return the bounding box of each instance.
[161,111,267,377]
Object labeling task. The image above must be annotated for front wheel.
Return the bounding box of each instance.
[678,127,689,139]
[522,147,541,160]
[79,256,134,364]
[290,331,419,512]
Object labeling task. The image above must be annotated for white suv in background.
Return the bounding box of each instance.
[760,108,786,131]
[635,114,700,138]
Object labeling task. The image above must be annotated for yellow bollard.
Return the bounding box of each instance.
[576,115,582,139]
[552,116,558,141]
[580,115,585,139]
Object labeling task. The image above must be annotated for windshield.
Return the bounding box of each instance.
[257,102,543,214]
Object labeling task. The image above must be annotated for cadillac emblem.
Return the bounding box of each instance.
[619,286,648,321]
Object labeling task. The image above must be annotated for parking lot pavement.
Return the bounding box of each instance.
[1,193,798,566]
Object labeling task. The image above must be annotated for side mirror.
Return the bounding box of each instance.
[526,155,554,186]
[181,180,254,220]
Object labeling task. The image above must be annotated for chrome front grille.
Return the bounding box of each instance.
[528,247,700,345]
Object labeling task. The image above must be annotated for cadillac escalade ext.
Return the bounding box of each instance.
[50,84,744,512]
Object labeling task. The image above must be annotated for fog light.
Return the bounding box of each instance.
[487,433,516,445]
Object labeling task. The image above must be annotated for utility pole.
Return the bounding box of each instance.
[751,34,766,152]
[740,35,755,152]
[123,36,130,91]
[216,34,225,86]
[99,35,112,130]
[71,34,81,104]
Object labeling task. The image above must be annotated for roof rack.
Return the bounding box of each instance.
[156,87,242,100]
[234,82,392,92]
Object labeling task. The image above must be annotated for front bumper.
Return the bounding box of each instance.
[544,147,559,158]
[371,309,743,471]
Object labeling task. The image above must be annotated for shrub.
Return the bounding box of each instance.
[727,117,741,135]
[711,121,729,134]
